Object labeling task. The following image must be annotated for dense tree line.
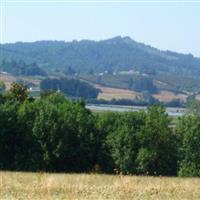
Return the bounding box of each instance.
[40,78,101,99]
[79,74,158,94]
[128,77,158,93]
[87,97,183,107]
[1,37,200,77]
[2,37,200,95]
[0,82,200,176]
[0,59,47,76]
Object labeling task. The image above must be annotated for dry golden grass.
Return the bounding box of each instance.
[153,90,188,102]
[1,172,200,200]
[95,84,188,102]
[0,74,16,89]
[95,84,138,100]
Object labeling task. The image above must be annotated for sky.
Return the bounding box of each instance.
[1,1,200,57]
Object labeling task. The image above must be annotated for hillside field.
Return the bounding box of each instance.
[0,73,190,102]
[1,172,200,200]
[95,84,138,100]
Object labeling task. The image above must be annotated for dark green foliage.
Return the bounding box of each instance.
[0,59,47,76]
[96,112,121,173]
[16,100,44,171]
[0,85,200,176]
[40,78,100,99]
[0,84,98,171]
[165,99,183,107]
[129,77,157,93]
[107,112,145,174]
[136,106,178,175]
[79,73,158,93]
[177,116,200,176]
[88,98,164,107]
[1,37,200,77]
[0,102,20,170]
[2,37,200,94]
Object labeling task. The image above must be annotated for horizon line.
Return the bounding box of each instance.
[0,36,199,58]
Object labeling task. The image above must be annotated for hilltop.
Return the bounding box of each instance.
[1,36,200,75]
[1,36,200,103]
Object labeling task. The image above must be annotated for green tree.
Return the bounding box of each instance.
[0,102,19,170]
[29,94,97,172]
[177,115,200,176]
[96,112,121,172]
[17,100,44,171]
[136,106,178,175]
[107,112,145,174]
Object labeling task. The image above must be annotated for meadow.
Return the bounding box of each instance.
[95,84,138,100]
[1,172,200,200]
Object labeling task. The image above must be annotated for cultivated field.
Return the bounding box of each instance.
[1,172,200,200]
[95,84,138,100]
[95,84,188,102]
[153,90,188,102]
[0,73,189,103]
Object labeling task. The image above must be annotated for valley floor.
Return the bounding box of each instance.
[0,172,200,200]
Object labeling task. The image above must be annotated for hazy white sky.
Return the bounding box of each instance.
[1,1,200,56]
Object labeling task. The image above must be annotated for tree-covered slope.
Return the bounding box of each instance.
[1,36,200,76]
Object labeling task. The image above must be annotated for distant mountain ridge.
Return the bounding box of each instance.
[1,36,200,76]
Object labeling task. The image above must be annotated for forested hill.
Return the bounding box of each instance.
[1,36,200,76]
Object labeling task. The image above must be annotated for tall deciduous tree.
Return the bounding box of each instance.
[177,115,200,176]
[136,106,178,175]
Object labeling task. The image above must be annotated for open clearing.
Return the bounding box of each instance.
[1,172,200,200]
[95,84,138,100]
[153,90,188,102]
[95,84,188,102]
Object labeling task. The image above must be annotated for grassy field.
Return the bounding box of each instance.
[94,83,188,102]
[153,90,187,102]
[95,84,138,100]
[1,172,200,200]
[1,72,189,103]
